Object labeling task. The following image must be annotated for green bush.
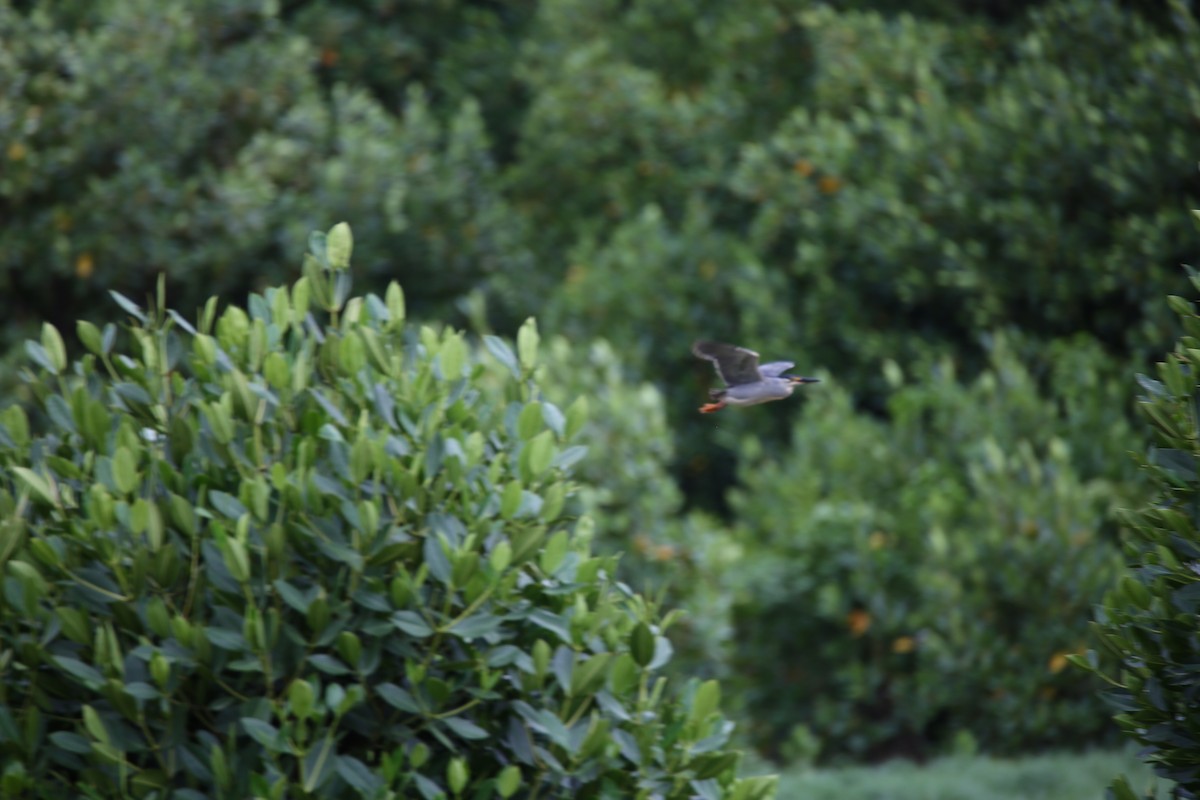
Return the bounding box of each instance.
[0,1,532,350]
[1077,267,1200,799]
[528,336,744,674]
[0,224,775,800]
[718,335,1132,761]
[285,0,534,150]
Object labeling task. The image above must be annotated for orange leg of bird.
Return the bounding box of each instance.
[699,402,725,414]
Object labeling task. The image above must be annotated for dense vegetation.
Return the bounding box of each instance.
[0,226,776,799]
[3,0,1199,785]
[1075,272,1200,800]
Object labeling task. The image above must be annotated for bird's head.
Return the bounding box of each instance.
[789,376,820,385]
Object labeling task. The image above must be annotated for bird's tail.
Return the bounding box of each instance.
[708,388,726,401]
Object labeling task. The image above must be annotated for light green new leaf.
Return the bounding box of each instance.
[326,222,353,270]
[12,468,58,508]
[517,402,543,441]
[517,318,539,371]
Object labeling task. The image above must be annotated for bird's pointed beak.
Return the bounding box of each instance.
[790,376,820,384]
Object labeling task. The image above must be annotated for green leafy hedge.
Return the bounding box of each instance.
[1076,266,1200,800]
[0,224,774,800]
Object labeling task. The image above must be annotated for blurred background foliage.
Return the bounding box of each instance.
[3,0,1199,769]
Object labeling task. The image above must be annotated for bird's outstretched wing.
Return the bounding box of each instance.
[757,360,795,378]
[692,341,762,386]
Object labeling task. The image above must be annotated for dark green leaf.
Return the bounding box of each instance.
[377,683,422,713]
[442,716,489,740]
[691,751,739,780]
[630,623,655,668]
[336,755,383,796]
[46,395,77,434]
[53,656,104,687]
[166,310,197,335]
[1107,776,1138,800]
[205,627,248,651]
[613,729,641,765]
[209,491,247,520]
[414,773,444,800]
[528,609,571,643]
[487,645,527,669]
[314,536,365,572]
[240,718,281,750]
[484,336,519,377]
[692,721,734,754]
[542,402,565,438]
[449,613,502,639]
[594,690,632,722]
[423,534,453,586]
[109,291,147,323]
[309,654,353,675]
[303,738,336,792]
[123,682,160,701]
[273,579,313,613]
[1173,582,1200,613]
[552,446,588,471]
[552,646,574,694]
[49,731,92,754]
[392,611,434,638]
[309,388,348,426]
[25,341,58,373]
[649,635,674,670]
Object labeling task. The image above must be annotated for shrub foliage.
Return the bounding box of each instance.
[1077,267,1200,799]
[0,225,774,800]
[4,0,1195,770]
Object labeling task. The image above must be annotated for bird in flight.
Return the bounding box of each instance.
[692,340,819,414]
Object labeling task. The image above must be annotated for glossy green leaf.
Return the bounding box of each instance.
[571,653,613,697]
[449,613,503,639]
[81,705,110,745]
[521,431,555,482]
[377,682,422,713]
[241,718,281,750]
[54,656,104,688]
[385,282,406,326]
[630,623,655,668]
[392,611,434,638]
[444,716,489,741]
[517,402,543,441]
[517,318,539,371]
[423,533,453,586]
[489,540,513,574]
[440,333,467,378]
[564,396,588,440]
[111,446,139,495]
[77,320,103,356]
[540,530,568,574]
[484,335,519,378]
[326,222,353,270]
[500,480,523,520]
[496,765,522,799]
[689,680,721,726]
[11,468,57,507]
[336,756,382,796]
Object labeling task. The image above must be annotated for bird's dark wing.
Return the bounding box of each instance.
[692,341,762,386]
[757,360,795,378]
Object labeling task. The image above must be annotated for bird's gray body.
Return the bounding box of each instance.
[692,340,818,410]
[719,379,796,406]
